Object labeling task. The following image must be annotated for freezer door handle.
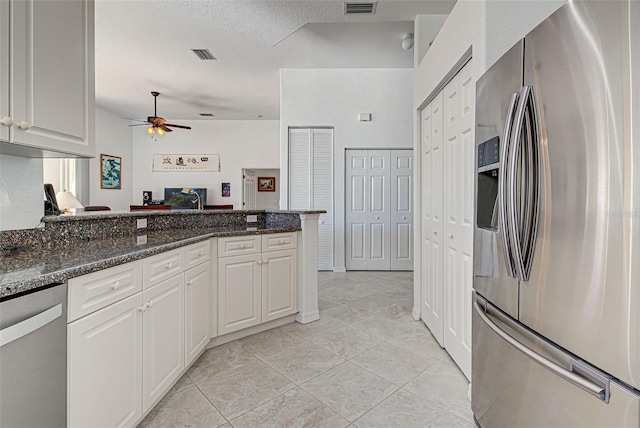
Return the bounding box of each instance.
[499,92,519,278]
[473,300,610,402]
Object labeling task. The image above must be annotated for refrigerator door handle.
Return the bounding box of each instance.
[522,87,540,279]
[473,300,610,402]
[499,92,519,278]
[508,86,532,281]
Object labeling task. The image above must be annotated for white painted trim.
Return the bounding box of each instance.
[412,306,421,321]
[332,266,346,273]
[206,315,297,348]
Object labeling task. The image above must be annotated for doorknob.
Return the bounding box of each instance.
[434,231,438,235]
[448,233,454,239]
[402,216,406,220]
[376,216,380,220]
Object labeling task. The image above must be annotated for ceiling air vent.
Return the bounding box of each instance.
[191,49,217,60]
[344,2,377,14]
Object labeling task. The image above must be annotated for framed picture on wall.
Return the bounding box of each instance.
[100,154,122,189]
[258,177,275,192]
[222,183,230,197]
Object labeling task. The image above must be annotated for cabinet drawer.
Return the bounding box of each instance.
[185,241,210,268]
[68,261,142,322]
[262,232,297,252]
[218,235,261,257]
[143,248,184,288]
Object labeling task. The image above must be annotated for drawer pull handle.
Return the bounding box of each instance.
[110,282,120,290]
[198,251,204,256]
[279,239,285,244]
[146,301,154,309]
[256,260,263,265]
[240,244,246,249]
[262,259,269,264]
[138,305,146,313]
[187,280,192,286]
[165,262,173,269]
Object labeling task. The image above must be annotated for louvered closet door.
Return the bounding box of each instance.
[422,94,445,345]
[346,150,369,270]
[442,64,474,380]
[391,150,413,270]
[289,129,312,210]
[244,170,256,210]
[312,129,334,271]
[288,127,334,271]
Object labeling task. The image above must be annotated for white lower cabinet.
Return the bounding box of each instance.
[185,262,210,366]
[262,249,297,322]
[141,274,184,412]
[217,253,262,335]
[217,233,298,336]
[68,293,143,428]
[68,241,212,427]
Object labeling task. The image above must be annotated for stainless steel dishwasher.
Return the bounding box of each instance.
[0,282,67,427]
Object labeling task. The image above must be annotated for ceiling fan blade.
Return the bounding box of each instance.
[128,124,150,127]
[122,117,148,123]
[163,123,192,130]
[159,125,173,133]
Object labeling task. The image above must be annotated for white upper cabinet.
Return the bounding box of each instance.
[0,0,95,157]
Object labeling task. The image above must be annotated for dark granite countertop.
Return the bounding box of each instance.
[0,225,299,299]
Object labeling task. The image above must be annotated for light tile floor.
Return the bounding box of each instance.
[139,271,473,427]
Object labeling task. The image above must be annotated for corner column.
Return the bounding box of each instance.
[297,213,320,323]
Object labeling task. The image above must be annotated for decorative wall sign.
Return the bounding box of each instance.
[222,183,230,197]
[153,154,220,172]
[258,177,275,192]
[100,154,122,189]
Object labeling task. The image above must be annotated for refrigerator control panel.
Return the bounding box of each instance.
[478,136,500,168]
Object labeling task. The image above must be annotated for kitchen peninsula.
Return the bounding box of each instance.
[0,209,323,427]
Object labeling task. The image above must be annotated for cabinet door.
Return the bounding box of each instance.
[218,254,261,335]
[142,274,185,412]
[0,1,8,142]
[262,249,298,322]
[68,293,143,428]
[9,0,94,156]
[185,263,210,366]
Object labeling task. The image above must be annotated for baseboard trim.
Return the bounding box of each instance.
[206,315,297,348]
[296,310,320,324]
[412,306,421,321]
[332,267,346,273]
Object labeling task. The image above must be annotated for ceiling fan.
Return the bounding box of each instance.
[129,91,191,136]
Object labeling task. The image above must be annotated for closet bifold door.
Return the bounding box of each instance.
[288,128,312,211]
[346,150,369,270]
[312,129,334,271]
[391,149,413,270]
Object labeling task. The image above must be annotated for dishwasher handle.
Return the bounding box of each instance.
[474,300,610,402]
[0,303,63,347]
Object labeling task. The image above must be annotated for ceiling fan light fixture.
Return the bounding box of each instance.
[146,126,155,135]
[156,128,165,136]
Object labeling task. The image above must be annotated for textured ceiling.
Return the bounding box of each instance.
[95,0,455,120]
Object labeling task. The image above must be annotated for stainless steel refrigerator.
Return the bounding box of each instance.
[472,1,640,426]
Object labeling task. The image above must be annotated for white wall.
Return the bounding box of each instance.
[251,168,280,210]
[0,155,43,230]
[132,120,279,208]
[412,0,567,316]
[90,106,134,210]
[280,68,413,271]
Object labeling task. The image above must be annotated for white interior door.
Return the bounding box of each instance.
[288,127,334,270]
[391,150,413,270]
[312,129,334,271]
[442,62,474,380]
[367,150,391,270]
[421,94,445,345]
[243,170,256,210]
[346,150,368,270]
